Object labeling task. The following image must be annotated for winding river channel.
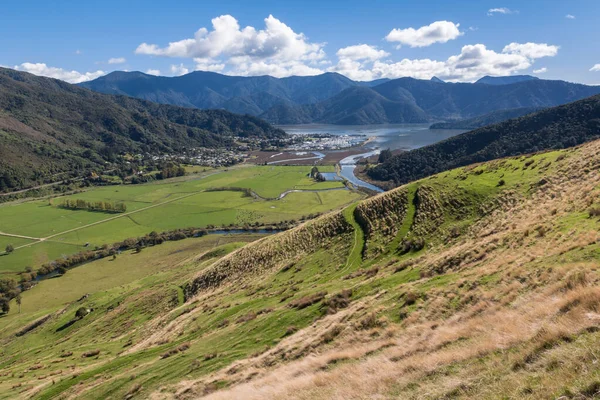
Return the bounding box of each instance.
[279,124,466,191]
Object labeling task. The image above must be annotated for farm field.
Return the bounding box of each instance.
[0,165,363,276]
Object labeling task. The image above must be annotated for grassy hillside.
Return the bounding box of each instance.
[368,94,600,185]
[0,68,285,192]
[1,137,599,399]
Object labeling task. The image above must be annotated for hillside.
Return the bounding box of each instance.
[81,71,600,125]
[368,94,600,184]
[0,68,285,192]
[1,137,600,399]
[429,106,544,129]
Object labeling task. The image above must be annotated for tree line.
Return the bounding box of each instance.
[60,199,127,213]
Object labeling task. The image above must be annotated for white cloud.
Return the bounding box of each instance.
[135,14,325,78]
[502,42,559,59]
[591,64,600,72]
[533,67,547,74]
[75,49,82,55]
[108,57,126,64]
[329,42,558,82]
[14,62,105,83]
[385,21,463,48]
[146,69,161,76]
[336,44,389,62]
[170,64,190,76]
[565,14,576,19]
[193,58,226,73]
[487,8,518,16]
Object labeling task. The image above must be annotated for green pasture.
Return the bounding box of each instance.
[0,165,361,275]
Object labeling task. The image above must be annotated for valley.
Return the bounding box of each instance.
[2,7,600,398]
[1,138,599,399]
[0,165,364,276]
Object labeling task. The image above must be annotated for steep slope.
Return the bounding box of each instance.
[80,71,358,115]
[0,67,285,192]
[429,106,545,129]
[2,139,600,399]
[368,94,600,184]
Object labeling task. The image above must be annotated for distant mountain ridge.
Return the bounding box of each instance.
[475,75,539,85]
[81,71,600,125]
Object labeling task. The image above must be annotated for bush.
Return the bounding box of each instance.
[288,291,327,309]
[322,289,352,315]
[75,307,89,319]
[82,350,100,358]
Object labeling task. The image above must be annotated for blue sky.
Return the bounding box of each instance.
[1,0,599,84]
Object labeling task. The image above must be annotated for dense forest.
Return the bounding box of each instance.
[0,67,285,192]
[368,94,600,185]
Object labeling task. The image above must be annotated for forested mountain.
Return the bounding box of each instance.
[82,71,600,125]
[0,68,285,192]
[429,106,545,129]
[80,71,358,116]
[367,94,600,184]
[475,74,539,85]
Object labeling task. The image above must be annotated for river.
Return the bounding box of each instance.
[278,124,466,191]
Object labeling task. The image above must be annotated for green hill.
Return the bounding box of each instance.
[1,136,600,399]
[368,94,600,184]
[0,68,285,192]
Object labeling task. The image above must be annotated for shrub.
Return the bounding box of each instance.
[589,207,600,218]
[497,179,506,187]
[288,291,327,309]
[75,307,89,319]
[358,313,380,330]
[81,350,100,358]
[322,289,352,315]
[402,291,419,306]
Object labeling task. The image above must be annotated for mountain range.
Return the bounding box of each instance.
[0,68,285,192]
[81,71,600,125]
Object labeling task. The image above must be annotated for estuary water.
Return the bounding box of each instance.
[279,124,466,191]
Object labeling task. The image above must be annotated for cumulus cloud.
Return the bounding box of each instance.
[385,21,463,48]
[146,69,161,76]
[487,8,518,16]
[193,58,226,73]
[170,64,189,76]
[336,44,389,61]
[14,62,105,83]
[502,42,559,58]
[565,14,576,19]
[329,42,558,82]
[591,64,600,72]
[108,57,126,64]
[533,67,547,74]
[135,14,325,78]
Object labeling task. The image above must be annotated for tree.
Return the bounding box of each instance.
[378,148,393,164]
[58,266,67,275]
[5,244,14,254]
[75,306,88,319]
[15,293,22,314]
[0,297,9,314]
